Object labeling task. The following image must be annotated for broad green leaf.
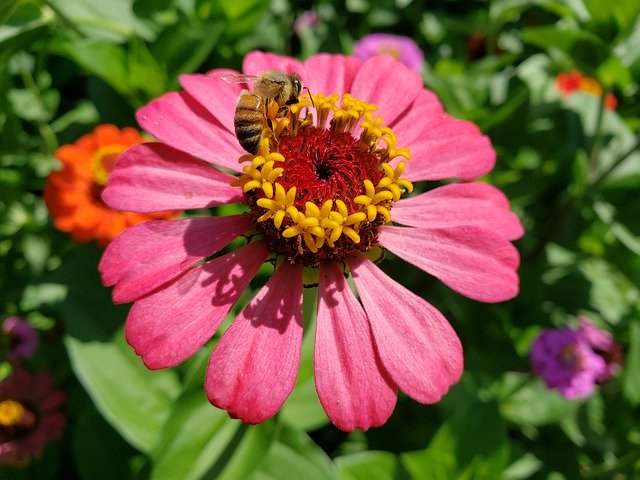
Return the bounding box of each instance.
[149,390,274,480]
[203,420,277,480]
[500,376,580,426]
[73,407,138,480]
[63,279,180,453]
[579,258,638,324]
[401,400,509,479]
[218,0,265,20]
[623,320,640,405]
[0,3,53,55]
[336,451,400,480]
[280,378,330,432]
[46,0,158,42]
[520,25,604,54]
[250,426,336,480]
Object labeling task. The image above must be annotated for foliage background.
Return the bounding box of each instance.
[1,0,640,478]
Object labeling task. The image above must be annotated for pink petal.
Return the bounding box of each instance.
[402,119,496,181]
[126,242,269,369]
[137,92,244,172]
[179,68,245,136]
[350,55,423,125]
[100,215,252,303]
[390,89,444,147]
[378,225,520,303]
[104,142,242,213]
[303,54,361,96]
[393,182,524,240]
[205,262,303,424]
[348,256,463,404]
[242,51,306,78]
[315,263,397,431]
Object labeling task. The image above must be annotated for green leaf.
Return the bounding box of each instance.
[500,375,580,426]
[73,407,138,480]
[0,3,53,55]
[401,399,509,479]
[150,390,273,480]
[520,25,604,54]
[623,320,640,405]
[335,451,401,480]
[48,39,131,97]
[46,0,158,42]
[280,377,329,432]
[218,0,266,20]
[64,292,180,452]
[203,420,277,480]
[251,426,336,480]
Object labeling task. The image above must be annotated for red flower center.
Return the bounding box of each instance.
[234,92,413,267]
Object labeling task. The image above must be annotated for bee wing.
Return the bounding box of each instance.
[213,73,257,86]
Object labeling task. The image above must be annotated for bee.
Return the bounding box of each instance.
[220,71,303,154]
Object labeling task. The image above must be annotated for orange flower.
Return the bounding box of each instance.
[556,70,617,110]
[44,124,178,245]
[556,70,582,95]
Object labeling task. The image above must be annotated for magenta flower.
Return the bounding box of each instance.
[99,51,522,430]
[577,316,622,382]
[0,368,65,466]
[531,328,607,399]
[353,33,425,73]
[2,317,38,364]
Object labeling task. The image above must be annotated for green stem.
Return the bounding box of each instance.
[581,450,640,479]
[589,133,640,189]
[41,0,86,38]
[20,69,58,153]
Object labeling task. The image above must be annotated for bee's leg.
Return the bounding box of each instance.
[266,99,280,120]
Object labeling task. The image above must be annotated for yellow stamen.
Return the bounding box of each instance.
[91,145,127,186]
[0,399,35,428]
[232,92,414,256]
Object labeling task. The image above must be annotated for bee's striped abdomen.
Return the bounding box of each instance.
[234,92,267,154]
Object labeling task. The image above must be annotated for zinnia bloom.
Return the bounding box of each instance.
[555,70,617,110]
[353,33,425,73]
[0,368,65,466]
[99,51,522,430]
[2,317,38,364]
[44,124,177,246]
[531,326,609,399]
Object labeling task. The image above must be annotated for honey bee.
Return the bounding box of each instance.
[220,71,303,154]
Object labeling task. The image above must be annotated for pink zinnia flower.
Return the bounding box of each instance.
[353,33,425,73]
[0,368,65,466]
[2,317,38,364]
[531,327,607,399]
[99,51,522,431]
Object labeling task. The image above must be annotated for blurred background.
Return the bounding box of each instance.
[1,0,639,478]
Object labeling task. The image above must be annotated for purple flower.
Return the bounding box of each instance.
[531,327,607,399]
[577,316,622,383]
[353,33,425,73]
[2,317,38,364]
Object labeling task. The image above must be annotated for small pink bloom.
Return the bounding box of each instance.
[531,327,607,399]
[2,317,38,364]
[577,316,622,382]
[353,33,425,73]
[293,11,319,34]
[100,51,522,430]
[0,368,65,466]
